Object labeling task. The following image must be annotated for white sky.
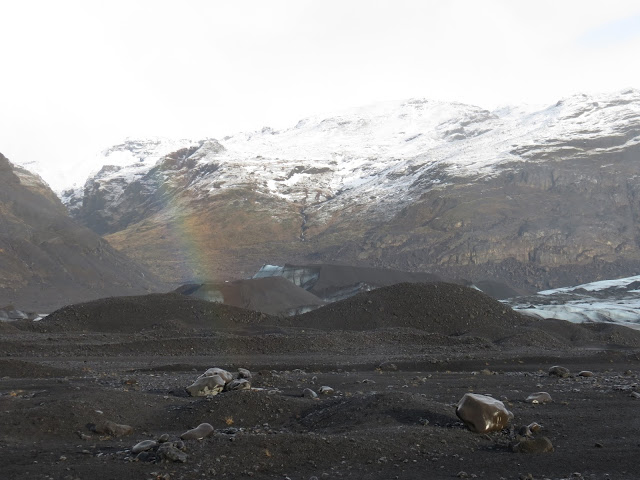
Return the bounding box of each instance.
[1,0,640,191]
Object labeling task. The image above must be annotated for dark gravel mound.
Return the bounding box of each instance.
[37,293,274,333]
[284,282,640,348]
[285,282,521,338]
[175,277,324,315]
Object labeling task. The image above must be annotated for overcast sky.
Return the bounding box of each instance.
[1,0,640,191]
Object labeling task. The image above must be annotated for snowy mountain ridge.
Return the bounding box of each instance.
[61,88,640,224]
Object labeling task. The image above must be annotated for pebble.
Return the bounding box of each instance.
[319,386,334,395]
[525,392,552,404]
[131,440,157,454]
[158,433,170,443]
[226,379,251,391]
[578,370,594,377]
[549,366,570,378]
[181,423,214,440]
[186,375,226,397]
[511,436,554,453]
[455,393,513,434]
[157,443,188,463]
[303,388,318,398]
[92,420,133,437]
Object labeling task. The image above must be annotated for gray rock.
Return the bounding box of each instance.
[158,433,170,443]
[181,423,214,440]
[303,388,318,398]
[226,379,251,391]
[455,393,513,434]
[157,443,188,463]
[525,392,552,404]
[199,368,233,383]
[92,420,134,437]
[131,440,157,454]
[186,374,226,397]
[319,386,334,395]
[578,370,594,377]
[549,365,570,378]
[237,368,252,379]
[511,436,554,453]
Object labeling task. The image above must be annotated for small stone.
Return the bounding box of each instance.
[527,422,543,433]
[226,379,251,391]
[595,442,604,448]
[578,370,594,377]
[136,451,156,462]
[455,393,513,434]
[457,471,469,478]
[92,420,133,437]
[132,440,158,454]
[181,423,214,440]
[378,361,398,371]
[630,391,640,399]
[237,368,252,379]
[303,388,318,398]
[186,375,226,397]
[158,433,170,443]
[525,392,552,404]
[480,369,492,376]
[199,368,233,383]
[511,436,554,453]
[549,366,570,378]
[319,386,334,395]
[157,443,188,463]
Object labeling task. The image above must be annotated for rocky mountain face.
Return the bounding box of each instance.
[0,153,162,311]
[62,90,640,291]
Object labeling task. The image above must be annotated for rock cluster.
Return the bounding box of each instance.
[186,367,252,397]
[129,434,188,463]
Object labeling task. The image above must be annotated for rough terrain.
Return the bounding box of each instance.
[2,283,640,480]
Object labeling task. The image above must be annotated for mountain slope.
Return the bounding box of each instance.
[62,90,640,289]
[0,153,162,311]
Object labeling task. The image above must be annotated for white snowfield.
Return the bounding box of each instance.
[16,89,640,215]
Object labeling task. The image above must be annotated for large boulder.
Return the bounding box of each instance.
[455,393,513,433]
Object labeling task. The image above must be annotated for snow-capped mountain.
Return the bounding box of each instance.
[55,90,640,287]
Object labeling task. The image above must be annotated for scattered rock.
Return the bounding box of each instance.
[237,368,252,379]
[511,436,554,453]
[303,388,318,399]
[378,361,398,371]
[549,366,570,378]
[319,386,334,395]
[525,392,552,404]
[132,440,158,454]
[92,420,133,437]
[181,423,214,440]
[455,393,513,433]
[527,422,543,433]
[226,379,251,391]
[157,443,188,463]
[578,370,594,377]
[199,367,233,383]
[186,375,226,397]
[158,433,170,443]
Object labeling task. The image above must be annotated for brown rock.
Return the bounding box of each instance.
[455,393,513,433]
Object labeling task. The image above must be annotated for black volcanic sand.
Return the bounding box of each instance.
[175,277,325,316]
[2,283,640,480]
